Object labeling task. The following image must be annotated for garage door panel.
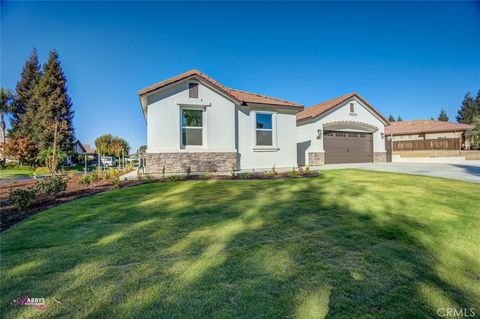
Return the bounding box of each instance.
[324,131,373,164]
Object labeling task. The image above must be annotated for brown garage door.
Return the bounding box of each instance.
[324,131,373,164]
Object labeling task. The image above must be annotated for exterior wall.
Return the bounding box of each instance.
[145,152,237,174]
[237,106,298,170]
[308,152,325,166]
[146,80,236,153]
[374,152,387,162]
[297,97,386,166]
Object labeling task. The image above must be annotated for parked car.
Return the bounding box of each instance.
[100,156,116,167]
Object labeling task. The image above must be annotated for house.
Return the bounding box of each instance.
[385,120,474,150]
[73,140,87,154]
[296,93,389,165]
[138,70,390,173]
[138,70,303,173]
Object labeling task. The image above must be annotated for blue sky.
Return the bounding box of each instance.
[2,1,480,151]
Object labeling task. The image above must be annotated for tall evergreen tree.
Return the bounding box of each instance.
[10,48,42,139]
[35,50,75,153]
[388,115,395,122]
[457,91,480,124]
[397,115,403,121]
[438,108,449,122]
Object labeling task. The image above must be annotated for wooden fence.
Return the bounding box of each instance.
[392,138,460,151]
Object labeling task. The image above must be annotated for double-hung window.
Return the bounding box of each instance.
[255,113,273,146]
[181,109,203,146]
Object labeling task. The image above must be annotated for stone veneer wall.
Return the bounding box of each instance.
[308,152,325,166]
[145,152,237,174]
[373,152,387,163]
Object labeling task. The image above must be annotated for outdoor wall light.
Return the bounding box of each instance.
[317,129,322,140]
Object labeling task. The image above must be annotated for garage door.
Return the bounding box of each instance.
[324,131,373,164]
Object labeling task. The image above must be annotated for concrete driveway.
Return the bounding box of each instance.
[316,162,480,183]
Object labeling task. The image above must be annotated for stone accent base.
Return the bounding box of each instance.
[145,152,237,174]
[374,152,387,163]
[308,152,325,166]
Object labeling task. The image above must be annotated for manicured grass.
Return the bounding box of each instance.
[0,169,33,179]
[1,170,479,318]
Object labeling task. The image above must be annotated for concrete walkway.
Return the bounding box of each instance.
[315,162,480,183]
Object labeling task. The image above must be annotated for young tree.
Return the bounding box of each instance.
[10,48,42,139]
[388,115,395,122]
[35,50,75,153]
[397,115,403,121]
[3,137,38,165]
[137,145,147,154]
[0,88,15,144]
[438,108,449,122]
[457,91,480,124]
[465,116,480,150]
[95,134,114,156]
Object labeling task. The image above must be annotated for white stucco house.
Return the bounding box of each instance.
[138,70,303,173]
[296,93,390,165]
[138,70,389,173]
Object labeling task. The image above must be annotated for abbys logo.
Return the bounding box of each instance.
[437,308,476,317]
[11,293,47,310]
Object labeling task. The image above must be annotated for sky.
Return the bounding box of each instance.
[1,1,480,151]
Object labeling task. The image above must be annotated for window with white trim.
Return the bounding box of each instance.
[181,109,203,146]
[255,113,273,146]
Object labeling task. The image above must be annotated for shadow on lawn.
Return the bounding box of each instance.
[1,172,479,318]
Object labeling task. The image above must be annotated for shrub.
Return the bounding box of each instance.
[168,175,179,182]
[78,174,92,186]
[304,166,311,175]
[199,172,212,180]
[272,165,277,175]
[239,172,250,179]
[102,169,111,180]
[36,174,68,199]
[110,168,120,178]
[90,171,99,184]
[112,176,121,188]
[288,167,298,178]
[231,165,236,177]
[9,187,37,211]
[186,166,191,177]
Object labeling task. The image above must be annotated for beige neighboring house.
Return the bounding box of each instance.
[385,120,474,149]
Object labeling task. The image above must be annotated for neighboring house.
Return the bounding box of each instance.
[296,93,389,165]
[138,70,303,173]
[73,140,87,154]
[385,120,474,150]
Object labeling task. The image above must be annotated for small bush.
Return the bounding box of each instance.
[36,174,68,199]
[272,165,277,176]
[145,174,154,182]
[288,167,298,178]
[168,175,179,182]
[90,171,99,184]
[9,187,37,211]
[231,165,236,177]
[102,169,111,180]
[199,172,212,180]
[112,176,121,188]
[239,172,250,179]
[186,166,191,177]
[78,174,92,186]
[304,166,311,175]
[110,168,120,178]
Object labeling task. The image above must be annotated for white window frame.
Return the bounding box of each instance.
[180,106,206,149]
[252,111,279,151]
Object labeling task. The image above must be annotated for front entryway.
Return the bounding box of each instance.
[324,131,373,164]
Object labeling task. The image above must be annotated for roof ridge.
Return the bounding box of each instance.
[227,87,302,106]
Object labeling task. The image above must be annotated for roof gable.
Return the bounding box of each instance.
[296,93,389,125]
[138,69,303,109]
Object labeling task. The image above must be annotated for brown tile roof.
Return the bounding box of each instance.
[296,92,389,124]
[385,120,474,135]
[138,69,303,109]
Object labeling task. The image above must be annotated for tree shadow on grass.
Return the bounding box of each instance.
[1,172,479,318]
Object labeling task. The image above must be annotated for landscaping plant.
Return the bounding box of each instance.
[8,187,37,210]
[36,174,68,199]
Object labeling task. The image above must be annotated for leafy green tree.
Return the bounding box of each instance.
[465,116,480,150]
[35,50,75,153]
[438,108,449,122]
[137,145,147,154]
[10,48,42,139]
[388,115,395,122]
[95,134,114,156]
[397,116,403,121]
[0,88,15,144]
[457,91,480,124]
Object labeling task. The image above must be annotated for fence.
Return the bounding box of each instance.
[392,138,460,151]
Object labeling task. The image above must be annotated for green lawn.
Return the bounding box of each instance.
[0,169,33,179]
[1,170,479,318]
